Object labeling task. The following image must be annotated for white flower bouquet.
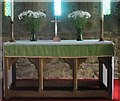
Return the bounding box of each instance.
[68,10,91,19]
[18,10,46,19]
[18,10,46,40]
[68,10,91,40]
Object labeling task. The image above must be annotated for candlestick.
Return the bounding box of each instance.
[10,21,15,42]
[55,17,57,36]
[11,0,14,21]
[99,0,104,41]
[10,0,15,42]
[101,0,104,20]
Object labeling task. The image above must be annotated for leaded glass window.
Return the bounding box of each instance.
[4,0,11,16]
[103,0,111,15]
[54,0,61,16]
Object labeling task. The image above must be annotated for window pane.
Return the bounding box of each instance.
[54,0,61,16]
[4,0,11,16]
[103,0,111,15]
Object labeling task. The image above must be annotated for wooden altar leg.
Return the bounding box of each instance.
[99,58,103,87]
[4,57,9,99]
[107,57,112,100]
[73,58,78,92]
[12,63,16,88]
[98,57,113,100]
[38,58,43,92]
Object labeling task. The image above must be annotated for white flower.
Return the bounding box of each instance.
[68,10,91,19]
[37,11,46,17]
[18,13,23,20]
[68,10,91,32]
[84,11,91,18]
[28,10,33,13]
[18,10,46,20]
[33,12,39,18]
[22,11,28,16]
[18,10,46,33]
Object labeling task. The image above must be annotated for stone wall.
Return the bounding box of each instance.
[16,58,99,79]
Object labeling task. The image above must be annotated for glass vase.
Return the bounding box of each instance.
[30,28,37,41]
[76,33,83,41]
[76,28,83,41]
[30,34,37,41]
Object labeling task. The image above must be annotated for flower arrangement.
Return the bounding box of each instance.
[68,10,91,40]
[18,10,46,41]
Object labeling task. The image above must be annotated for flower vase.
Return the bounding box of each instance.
[30,34,37,41]
[76,28,83,41]
[77,34,83,41]
[30,28,37,41]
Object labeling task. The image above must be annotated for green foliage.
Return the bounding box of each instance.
[18,10,46,35]
[72,16,87,34]
[19,16,41,34]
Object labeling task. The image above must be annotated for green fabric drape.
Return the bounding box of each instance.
[4,43,114,57]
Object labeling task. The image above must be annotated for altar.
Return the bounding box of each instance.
[3,40,114,99]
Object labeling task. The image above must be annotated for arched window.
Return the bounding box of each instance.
[4,0,11,16]
[54,0,61,16]
[103,0,111,15]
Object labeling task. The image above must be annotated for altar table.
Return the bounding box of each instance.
[3,40,114,99]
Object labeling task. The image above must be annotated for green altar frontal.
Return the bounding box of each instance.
[3,40,115,99]
[4,40,114,57]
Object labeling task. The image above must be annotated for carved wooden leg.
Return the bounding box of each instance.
[4,57,9,99]
[73,58,78,92]
[38,58,43,92]
[98,57,113,100]
[107,57,112,100]
[98,57,103,87]
[12,63,16,88]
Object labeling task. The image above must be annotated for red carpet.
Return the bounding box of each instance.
[1,79,120,101]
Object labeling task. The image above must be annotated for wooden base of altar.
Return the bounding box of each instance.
[5,79,108,99]
[3,57,114,100]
